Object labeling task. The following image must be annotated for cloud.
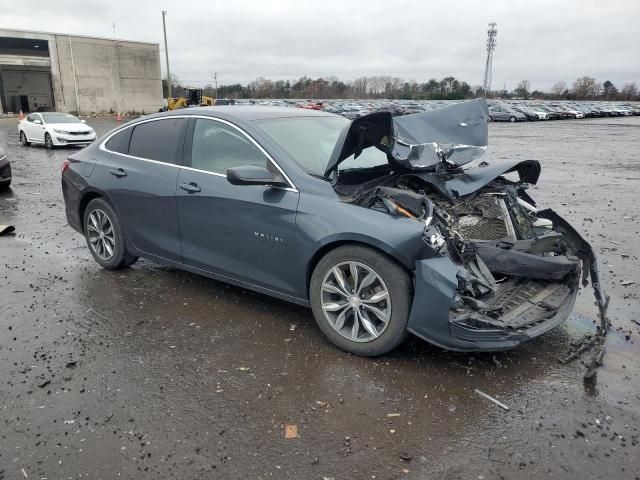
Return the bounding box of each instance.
[2,0,639,90]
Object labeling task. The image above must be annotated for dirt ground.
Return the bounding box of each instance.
[1,115,639,480]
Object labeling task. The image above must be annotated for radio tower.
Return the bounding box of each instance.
[482,22,497,97]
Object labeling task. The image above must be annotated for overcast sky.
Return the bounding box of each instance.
[3,0,639,91]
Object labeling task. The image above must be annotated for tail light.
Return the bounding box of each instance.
[61,159,71,173]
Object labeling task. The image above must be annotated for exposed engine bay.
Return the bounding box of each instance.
[329,99,608,345]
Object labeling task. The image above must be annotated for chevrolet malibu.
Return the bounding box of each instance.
[19,112,96,149]
[61,101,607,356]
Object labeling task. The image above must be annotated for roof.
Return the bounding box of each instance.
[160,106,337,121]
[0,27,158,46]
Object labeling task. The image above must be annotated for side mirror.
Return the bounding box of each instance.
[226,165,289,188]
[81,119,87,123]
[34,119,42,125]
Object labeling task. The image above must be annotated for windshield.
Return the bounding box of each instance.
[41,113,81,124]
[255,116,389,176]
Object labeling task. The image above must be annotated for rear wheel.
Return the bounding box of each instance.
[310,245,412,356]
[509,116,516,122]
[44,133,54,149]
[83,198,138,270]
[20,131,30,146]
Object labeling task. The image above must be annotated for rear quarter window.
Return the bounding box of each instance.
[128,118,187,164]
[105,128,132,154]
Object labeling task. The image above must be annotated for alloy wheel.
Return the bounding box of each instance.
[20,132,27,145]
[320,261,391,343]
[45,134,53,149]
[87,209,115,260]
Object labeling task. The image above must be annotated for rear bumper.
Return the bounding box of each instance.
[61,173,84,233]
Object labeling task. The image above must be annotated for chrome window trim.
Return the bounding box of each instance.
[99,115,298,192]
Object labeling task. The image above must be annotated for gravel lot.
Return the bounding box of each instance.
[1,115,639,479]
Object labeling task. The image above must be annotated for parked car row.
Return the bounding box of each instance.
[235,98,640,122]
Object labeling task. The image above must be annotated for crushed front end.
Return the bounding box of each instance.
[330,100,607,351]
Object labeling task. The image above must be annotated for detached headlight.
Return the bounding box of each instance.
[53,129,70,135]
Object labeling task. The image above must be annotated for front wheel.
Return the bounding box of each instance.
[20,131,31,146]
[83,198,138,270]
[310,245,412,356]
[44,133,54,149]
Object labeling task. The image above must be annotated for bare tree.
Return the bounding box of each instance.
[620,82,638,100]
[514,80,531,99]
[551,81,567,98]
[572,76,601,99]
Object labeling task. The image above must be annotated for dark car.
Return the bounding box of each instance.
[61,101,607,356]
[0,147,10,189]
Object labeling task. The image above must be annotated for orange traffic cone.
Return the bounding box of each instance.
[18,110,25,120]
[116,112,122,122]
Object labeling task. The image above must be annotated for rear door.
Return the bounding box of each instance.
[98,117,187,262]
[176,117,300,296]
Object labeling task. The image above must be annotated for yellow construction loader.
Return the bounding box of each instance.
[164,88,215,111]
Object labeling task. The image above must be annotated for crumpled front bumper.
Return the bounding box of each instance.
[406,208,603,352]
[406,255,579,352]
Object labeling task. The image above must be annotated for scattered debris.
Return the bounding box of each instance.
[474,389,510,411]
[387,413,401,417]
[400,452,413,461]
[619,280,635,286]
[284,424,298,438]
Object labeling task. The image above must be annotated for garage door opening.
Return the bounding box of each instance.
[0,36,55,114]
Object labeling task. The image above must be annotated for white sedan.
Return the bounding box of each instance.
[18,112,96,149]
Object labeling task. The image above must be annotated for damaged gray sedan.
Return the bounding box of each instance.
[62,99,607,356]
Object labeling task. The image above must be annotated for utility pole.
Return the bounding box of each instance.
[162,10,172,100]
[482,22,497,97]
[213,72,218,100]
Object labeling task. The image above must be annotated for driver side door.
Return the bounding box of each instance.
[176,117,300,297]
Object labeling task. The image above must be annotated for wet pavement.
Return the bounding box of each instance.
[1,115,639,479]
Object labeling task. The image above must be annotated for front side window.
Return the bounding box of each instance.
[26,114,35,123]
[129,118,187,164]
[190,119,267,174]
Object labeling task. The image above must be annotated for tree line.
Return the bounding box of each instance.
[163,75,639,101]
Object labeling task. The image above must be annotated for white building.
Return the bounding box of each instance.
[0,28,163,115]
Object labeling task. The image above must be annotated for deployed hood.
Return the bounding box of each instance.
[326,99,489,176]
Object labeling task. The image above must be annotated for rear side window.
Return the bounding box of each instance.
[105,128,132,154]
[128,118,187,164]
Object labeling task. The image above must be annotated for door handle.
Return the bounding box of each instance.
[110,168,127,177]
[180,182,201,193]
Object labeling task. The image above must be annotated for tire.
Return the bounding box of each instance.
[83,198,138,270]
[20,131,30,146]
[310,245,412,356]
[44,133,54,149]
[509,116,516,122]
[487,116,493,122]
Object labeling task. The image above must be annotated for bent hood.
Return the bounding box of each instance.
[326,99,489,176]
